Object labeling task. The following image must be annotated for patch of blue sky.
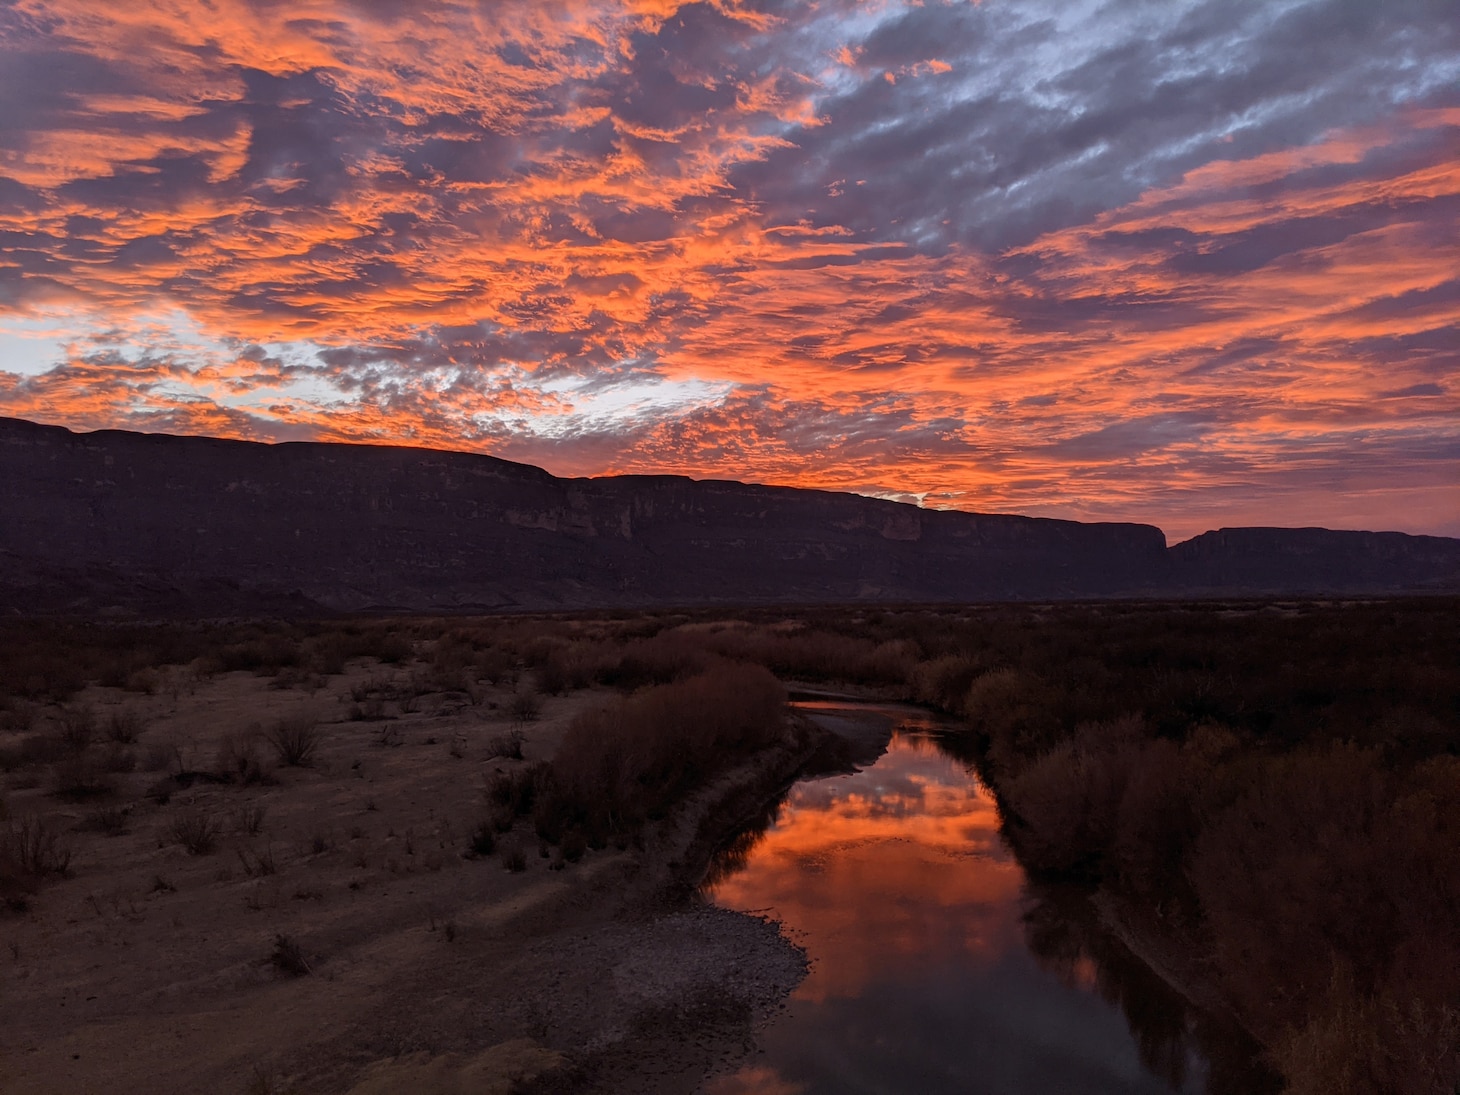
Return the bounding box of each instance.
[0,318,71,376]
[529,370,733,438]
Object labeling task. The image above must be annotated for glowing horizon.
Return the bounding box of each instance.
[1,1,1456,541]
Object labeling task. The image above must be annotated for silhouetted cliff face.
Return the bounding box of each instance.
[1169,527,1460,594]
[0,417,1455,614]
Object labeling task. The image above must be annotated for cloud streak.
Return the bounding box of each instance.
[1,0,1457,538]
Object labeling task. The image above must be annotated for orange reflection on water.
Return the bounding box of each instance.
[705,725,1023,1005]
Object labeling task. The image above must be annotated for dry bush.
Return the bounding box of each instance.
[528,640,605,696]
[1271,973,1460,1095]
[122,667,161,694]
[104,709,145,744]
[216,732,269,784]
[508,692,541,724]
[0,732,63,772]
[534,664,787,846]
[1001,717,1146,876]
[1182,742,1460,1091]
[500,843,527,873]
[168,808,223,855]
[486,764,546,818]
[86,805,129,836]
[467,820,497,857]
[688,625,914,687]
[266,718,321,766]
[270,934,310,976]
[961,669,1047,775]
[203,635,303,677]
[51,754,113,799]
[237,843,277,877]
[5,815,73,879]
[910,654,988,710]
[594,633,709,690]
[484,729,525,760]
[56,704,96,754]
[236,802,268,835]
[1107,737,1199,898]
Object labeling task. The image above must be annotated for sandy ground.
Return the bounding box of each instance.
[0,660,815,1094]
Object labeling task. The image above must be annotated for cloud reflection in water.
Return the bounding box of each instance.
[703,716,1196,1095]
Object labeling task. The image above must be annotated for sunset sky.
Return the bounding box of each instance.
[1,0,1456,540]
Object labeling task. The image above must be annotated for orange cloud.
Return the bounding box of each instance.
[0,2,1456,539]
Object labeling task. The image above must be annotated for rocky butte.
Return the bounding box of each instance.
[1,416,1456,614]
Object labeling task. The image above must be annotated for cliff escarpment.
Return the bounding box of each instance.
[1,417,1454,614]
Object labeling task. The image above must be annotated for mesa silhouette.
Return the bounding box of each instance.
[2,416,1456,614]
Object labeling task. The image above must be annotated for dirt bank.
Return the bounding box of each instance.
[0,661,827,1094]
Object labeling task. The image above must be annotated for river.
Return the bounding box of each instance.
[700,700,1277,1095]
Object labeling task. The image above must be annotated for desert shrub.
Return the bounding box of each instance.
[205,635,302,676]
[533,655,569,696]
[1107,737,1199,898]
[1184,743,1460,1075]
[216,732,268,784]
[5,815,73,878]
[1271,978,1460,1095]
[484,730,525,760]
[270,934,310,976]
[902,599,1460,1092]
[688,625,914,687]
[963,669,1063,778]
[168,808,223,855]
[595,633,709,689]
[85,805,128,836]
[559,828,587,863]
[467,821,496,857]
[56,704,96,754]
[500,844,527,872]
[528,642,601,694]
[266,718,320,766]
[1001,717,1146,876]
[51,754,113,799]
[486,764,547,817]
[122,667,161,694]
[236,803,267,835]
[472,647,513,685]
[0,642,85,701]
[534,664,787,844]
[104,709,144,744]
[508,692,541,723]
[910,654,987,710]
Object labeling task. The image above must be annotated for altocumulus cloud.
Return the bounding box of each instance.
[0,0,1456,538]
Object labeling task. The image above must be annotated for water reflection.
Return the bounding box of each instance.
[701,706,1275,1095]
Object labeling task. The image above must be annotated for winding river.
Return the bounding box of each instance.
[701,701,1277,1095]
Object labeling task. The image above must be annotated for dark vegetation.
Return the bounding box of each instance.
[530,663,788,850]
[1,601,1456,1092]
[270,933,310,977]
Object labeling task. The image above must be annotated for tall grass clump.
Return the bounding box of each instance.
[531,664,787,848]
[266,718,321,766]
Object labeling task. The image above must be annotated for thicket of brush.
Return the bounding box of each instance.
[486,663,790,851]
[4,599,1456,1093]
[841,600,1459,1095]
[465,600,1460,1093]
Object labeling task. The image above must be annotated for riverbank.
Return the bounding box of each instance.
[0,655,827,1094]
